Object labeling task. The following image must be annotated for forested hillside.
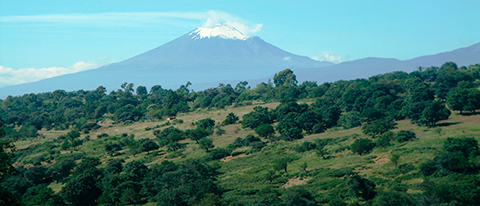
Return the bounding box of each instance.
[1,61,480,205]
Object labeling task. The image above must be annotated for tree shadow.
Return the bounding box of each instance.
[459,111,479,116]
[435,122,460,127]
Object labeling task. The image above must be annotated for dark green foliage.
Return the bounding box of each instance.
[419,174,480,205]
[242,106,274,129]
[167,142,187,152]
[280,187,318,206]
[443,137,479,158]
[419,101,451,127]
[197,118,216,129]
[373,190,416,206]
[254,123,275,138]
[155,126,186,146]
[61,172,102,205]
[215,127,226,136]
[294,141,317,153]
[187,127,210,143]
[203,148,231,161]
[376,131,394,147]
[199,137,214,152]
[24,166,52,185]
[351,138,376,155]
[227,135,266,153]
[50,158,76,182]
[273,69,298,87]
[338,111,362,129]
[346,175,376,201]
[273,157,290,173]
[140,139,159,154]
[104,158,124,175]
[222,112,239,126]
[362,117,397,138]
[276,114,303,141]
[419,159,437,176]
[105,142,122,156]
[142,160,222,205]
[395,130,417,143]
[420,137,479,176]
[123,161,148,182]
[0,139,16,182]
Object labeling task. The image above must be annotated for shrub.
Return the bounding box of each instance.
[255,124,275,138]
[351,138,376,155]
[395,130,416,143]
[376,131,394,147]
[294,141,317,152]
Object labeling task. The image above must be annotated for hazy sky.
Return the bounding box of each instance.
[1,0,480,87]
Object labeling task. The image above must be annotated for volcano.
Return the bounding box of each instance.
[0,23,332,97]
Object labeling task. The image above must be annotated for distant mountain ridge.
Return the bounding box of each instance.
[1,23,480,98]
[0,24,331,98]
[295,42,480,83]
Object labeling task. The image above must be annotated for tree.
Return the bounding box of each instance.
[241,106,274,129]
[346,175,376,201]
[419,101,451,127]
[188,127,209,143]
[273,157,289,173]
[215,128,226,136]
[390,153,400,169]
[197,118,215,129]
[315,144,329,160]
[281,187,318,206]
[140,139,159,154]
[105,143,122,156]
[0,123,20,205]
[0,140,15,182]
[300,162,308,173]
[338,111,362,129]
[61,173,102,205]
[136,85,147,95]
[222,112,239,125]
[276,113,303,141]
[273,68,298,87]
[351,138,376,155]
[265,170,277,184]
[395,130,416,143]
[255,124,275,138]
[362,116,396,138]
[198,138,214,152]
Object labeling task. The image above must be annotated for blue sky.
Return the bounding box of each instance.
[1,0,480,87]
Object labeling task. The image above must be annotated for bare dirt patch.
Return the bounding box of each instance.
[281,177,311,188]
[373,154,389,165]
[220,153,248,162]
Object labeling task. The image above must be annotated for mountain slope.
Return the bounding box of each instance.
[0,24,331,98]
[295,42,480,83]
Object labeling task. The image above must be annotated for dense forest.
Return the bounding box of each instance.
[1,61,480,205]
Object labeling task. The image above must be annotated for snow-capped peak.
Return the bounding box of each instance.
[189,23,249,40]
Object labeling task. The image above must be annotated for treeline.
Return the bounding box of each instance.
[1,62,479,141]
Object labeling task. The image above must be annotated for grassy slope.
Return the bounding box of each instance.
[12,102,480,204]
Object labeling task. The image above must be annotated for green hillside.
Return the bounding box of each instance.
[1,62,480,205]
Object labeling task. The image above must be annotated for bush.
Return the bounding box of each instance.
[294,141,317,153]
[338,111,362,129]
[395,130,416,143]
[203,148,231,161]
[255,124,275,138]
[351,138,376,155]
[376,131,394,147]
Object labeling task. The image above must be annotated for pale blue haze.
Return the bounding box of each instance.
[0,0,479,86]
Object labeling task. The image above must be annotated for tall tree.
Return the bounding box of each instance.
[273,69,298,87]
